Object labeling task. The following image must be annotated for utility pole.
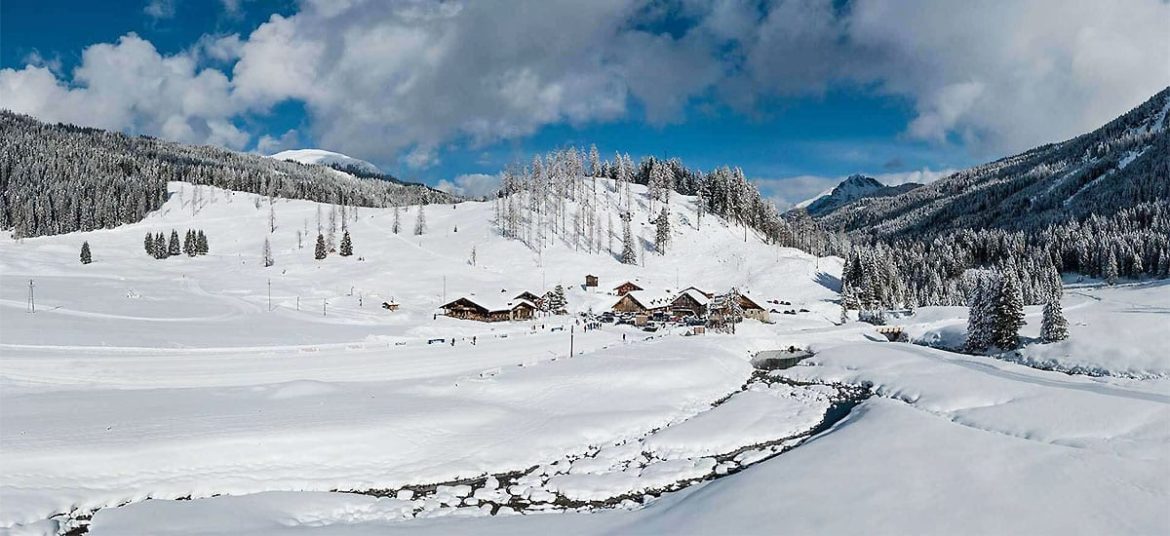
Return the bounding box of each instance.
[323,298,328,317]
[27,279,35,313]
[569,324,574,357]
[267,278,272,311]
[296,296,300,311]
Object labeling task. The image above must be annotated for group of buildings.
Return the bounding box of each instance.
[608,281,768,322]
[437,275,768,324]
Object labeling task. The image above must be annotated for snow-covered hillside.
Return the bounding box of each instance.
[270,148,382,175]
[1,178,1166,535]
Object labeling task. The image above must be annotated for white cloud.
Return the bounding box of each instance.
[255,129,301,155]
[144,0,176,20]
[436,173,501,198]
[0,34,248,149]
[2,0,1167,166]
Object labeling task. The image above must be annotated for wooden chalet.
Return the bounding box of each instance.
[612,290,673,314]
[614,281,643,296]
[440,296,537,322]
[680,286,715,299]
[585,274,599,288]
[739,293,768,321]
[514,291,544,307]
[671,289,711,317]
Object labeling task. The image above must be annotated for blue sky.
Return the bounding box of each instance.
[2,0,1166,205]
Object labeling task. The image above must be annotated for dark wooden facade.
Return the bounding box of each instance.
[671,293,708,317]
[614,281,643,296]
[440,297,536,322]
[585,274,599,288]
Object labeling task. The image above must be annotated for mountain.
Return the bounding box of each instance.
[270,149,382,176]
[820,87,1170,238]
[0,112,458,238]
[799,175,923,217]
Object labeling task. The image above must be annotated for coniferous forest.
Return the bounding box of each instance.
[0,111,455,238]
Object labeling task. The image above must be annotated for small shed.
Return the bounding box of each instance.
[381,301,400,311]
[585,274,599,288]
[614,281,643,296]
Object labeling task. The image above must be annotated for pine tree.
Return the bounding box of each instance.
[414,206,427,236]
[144,232,155,257]
[546,284,567,314]
[965,272,998,352]
[155,233,168,259]
[80,241,92,264]
[392,204,401,234]
[168,230,181,256]
[196,230,208,255]
[620,213,637,265]
[339,231,353,257]
[992,273,1026,350]
[1105,249,1119,285]
[314,233,327,260]
[654,208,670,255]
[268,201,276,233]
[1040,300,1069,342]
[469,245,477,266]
[262,237,274,267]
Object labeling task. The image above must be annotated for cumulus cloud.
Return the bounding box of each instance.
[2,0,1167,165]
[0,34,248,149]
[436,173,502,198]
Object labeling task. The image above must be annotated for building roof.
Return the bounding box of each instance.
[674,289,711,306]
[614,290,674,310]
[739,292,765,310]
[443,296,537,313]
[614,281,643,290]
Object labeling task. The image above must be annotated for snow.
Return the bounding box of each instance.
[269,149,382,175]
[905,281,1170,378]
[2,178,1166,535]
[86,341,1170,534]
[0,179,840,532]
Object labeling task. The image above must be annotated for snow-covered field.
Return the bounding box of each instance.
[2,180,1167,535]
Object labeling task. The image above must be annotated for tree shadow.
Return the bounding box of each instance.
[815,271,841,292]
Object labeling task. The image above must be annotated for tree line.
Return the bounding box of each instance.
[0,111,456,238]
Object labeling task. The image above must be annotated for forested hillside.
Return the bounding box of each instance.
[0,112,455,238]
[836,88,1170,314]
[821,87,1170,237]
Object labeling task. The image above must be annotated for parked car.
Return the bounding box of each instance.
[642,322,659,332]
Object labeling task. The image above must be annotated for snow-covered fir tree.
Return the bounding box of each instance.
[168,230,181,256]
[262,238,274,267]
[1040,300,1069,343]
[620,213,637,265]
[314,233,327,260]
[196,230,208,255]
[992,273,1026,350]
[965,271,1000,353]
[339,231,353,257]
[414,206,427,236]
[80,241,91,264]
[655,208,670,255]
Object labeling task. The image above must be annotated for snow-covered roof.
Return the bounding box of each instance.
[445,296,536,313]
[676,289,711,306]
[615,290,675,310]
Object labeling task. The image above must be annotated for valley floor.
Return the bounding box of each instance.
[1,183,1167,535]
